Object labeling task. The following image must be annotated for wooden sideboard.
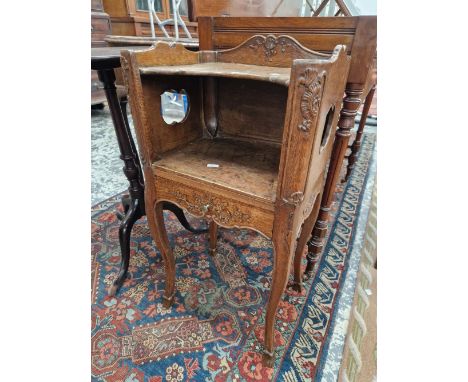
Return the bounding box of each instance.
[121,36,350,363]
[92,0,112,47]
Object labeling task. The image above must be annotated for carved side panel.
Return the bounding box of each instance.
[298,69,326,132]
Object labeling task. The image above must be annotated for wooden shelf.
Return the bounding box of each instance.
[152,138,281,201]
[140,62,291,86]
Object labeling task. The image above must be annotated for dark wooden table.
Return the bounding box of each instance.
[91,46,205,296]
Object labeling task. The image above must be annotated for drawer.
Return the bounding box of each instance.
[154,175,274,238]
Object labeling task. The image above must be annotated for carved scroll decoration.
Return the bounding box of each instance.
[298,69,326,132]
[248,35,293,61]
[171,190,252,227]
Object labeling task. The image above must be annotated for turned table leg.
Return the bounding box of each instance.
[292,193,322,292]
[343,84,376,183]
[305,84,363,278]
[98,69,146,296]
[119,97,130,133]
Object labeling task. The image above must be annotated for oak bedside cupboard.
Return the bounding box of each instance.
[121,36,350,363]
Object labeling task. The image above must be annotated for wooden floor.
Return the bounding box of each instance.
[152,137,281,201]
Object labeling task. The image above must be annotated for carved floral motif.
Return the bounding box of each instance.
[298,69,326,132]
[171,190,252,227]
[249,35,293,61]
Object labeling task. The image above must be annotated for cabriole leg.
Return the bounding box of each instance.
[146,198,176,308]
[264,213,295,367]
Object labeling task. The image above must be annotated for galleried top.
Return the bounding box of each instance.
[217,34,329,66]
[137,34,341,86]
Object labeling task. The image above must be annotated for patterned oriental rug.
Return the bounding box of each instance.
[91,134,376,382]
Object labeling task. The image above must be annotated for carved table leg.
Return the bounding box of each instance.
[343,84,376,183]
[209,221,218,256]
[148,200,176,309]
[306,84,363,278]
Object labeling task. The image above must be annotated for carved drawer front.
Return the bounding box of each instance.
[154,177,274,238]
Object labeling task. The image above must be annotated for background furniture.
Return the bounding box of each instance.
[91,46,206,296]
[92,0,112,47]
[91,0,112,105]
[121,37,350,363]
[344,62,376,181]
[198,16,377,275]
[146,0,193,40]
[188,0,353,19]
[103,0,197,37]
[189,0,307,18]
